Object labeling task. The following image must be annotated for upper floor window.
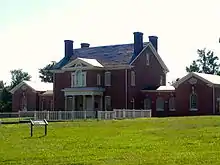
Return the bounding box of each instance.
[160,75,163,85]
[156,97,164,111]
[97,74,101,85]
[169,97,175,111]
[146,53,150,66]
[105,71,111,86]
[190,93,198,111]
[71,70,86,87]
[131,71,136,86]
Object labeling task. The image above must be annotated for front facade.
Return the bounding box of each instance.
[51,32,169,112]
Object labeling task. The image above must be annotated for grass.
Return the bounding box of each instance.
[1,116,220,165]
[0,117,33,122]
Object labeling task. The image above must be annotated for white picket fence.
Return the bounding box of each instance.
[0,109,151,122]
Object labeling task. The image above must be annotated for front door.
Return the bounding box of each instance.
[75,96,83,111]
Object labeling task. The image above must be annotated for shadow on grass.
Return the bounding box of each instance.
[24,135,47,139]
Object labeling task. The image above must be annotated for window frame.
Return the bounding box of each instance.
[105,96,111,111]
[169,97,175,111]
[156,97,164,111]
[131,71,136,86]
[146,53,150,66]
[71,70,87,87]
[105,71,111,86]
[97,74,101,86]
[190,93,198,111]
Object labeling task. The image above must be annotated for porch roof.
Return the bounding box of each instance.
[62,87,105,96]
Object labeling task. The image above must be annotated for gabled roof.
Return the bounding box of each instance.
[157,85,175,91]
[62,57,104,69]
[130,43,169,72]
[173,72,220,87]
[53,42,149,69]
[10,81,53,94]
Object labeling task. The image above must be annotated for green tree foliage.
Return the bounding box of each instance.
[10,69,31,89]
[0,88,12,112]
[39,61,56,83]
[186,48,220,75]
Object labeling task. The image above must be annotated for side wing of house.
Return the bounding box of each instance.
[127,43,169,109]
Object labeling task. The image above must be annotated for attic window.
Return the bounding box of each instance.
[146,53,150,65]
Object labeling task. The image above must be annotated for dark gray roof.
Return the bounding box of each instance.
[53,42,149,69]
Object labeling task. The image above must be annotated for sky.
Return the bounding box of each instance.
[1,0,220,85]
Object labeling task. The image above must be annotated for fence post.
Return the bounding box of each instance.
[84,111,86,120]
[141,110,143,118]
[114,110,116,119]
[105,111,107,120]
[123,109,125,118]
[34,111,37,120]
[97,111,100,121]
[71,111,74,120]
[47,111,49,120]
[58,111,61,120]
[132,109,135,118]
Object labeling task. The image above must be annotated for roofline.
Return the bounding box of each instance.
[129,42,169,72]
[10,81,36,94]
[173,72,213,88]
[141,90,175,93]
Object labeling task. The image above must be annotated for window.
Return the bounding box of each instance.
[160,75,163,85]
[169,97,175,111]
[156,97,164,111]
[105,71,111,86]
[131,71,136,86]
[97,74,101,85]
[190,93,198,111]
[144,98,151,110]
[71,70,86,87]
[105,96,111,111]
[146,53,150,65]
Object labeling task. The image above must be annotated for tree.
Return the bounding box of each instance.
[0,80,5,88]
[39,61,56,83]
[186,48,220,75]
[10,69,31,89]
[168,78,180,86]
[0,87,12,112]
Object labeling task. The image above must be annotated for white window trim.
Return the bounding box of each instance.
[169,97,175,111]
[131,71,136,86]
[190,108,198,111]
[190,93,198,111]
[146,53,150,66]
[71,70,87,87]
[156,108,164,111]
[105,96,111,110]
[97,74,101,85]
[156,97,164,111]
[160,75,163,85]
[105,71,111,86]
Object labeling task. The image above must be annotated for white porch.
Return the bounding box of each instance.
[62,87,105,111]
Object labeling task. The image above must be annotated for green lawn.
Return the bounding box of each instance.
[1,116,220,165]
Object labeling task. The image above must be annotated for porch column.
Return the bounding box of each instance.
[83,95,86,111]
[65,96,67,111]
[91,95,95,111]
[100,95,103,111]
[72,96,75,111]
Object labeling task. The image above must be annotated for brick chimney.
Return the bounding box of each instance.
[133,32,143,57]
[64,40,73,58]
[149,36,158,52]
[81,43,90,48]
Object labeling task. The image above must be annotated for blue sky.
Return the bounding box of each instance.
[1,0,220,85]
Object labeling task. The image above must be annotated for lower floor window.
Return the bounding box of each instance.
[169,97,175,111]
[105,96,111,111]
[156,97,164,111]
[144,98,151,110]
[190,93,198,110]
